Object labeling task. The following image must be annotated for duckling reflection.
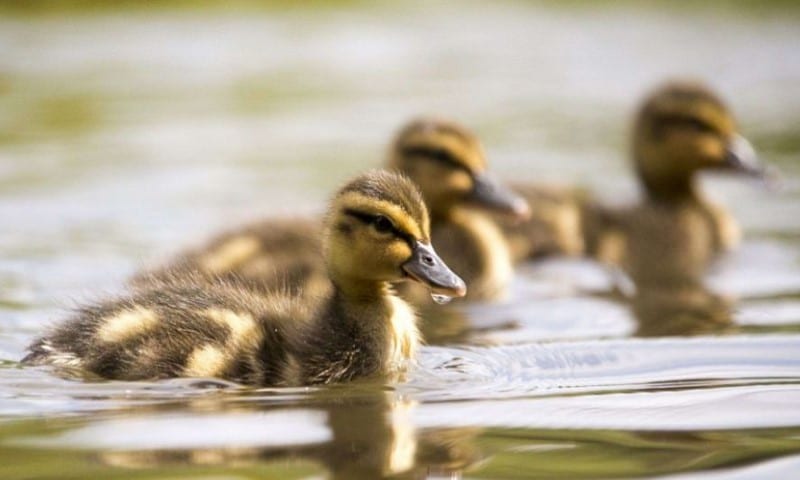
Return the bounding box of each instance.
[631,283,737,337]
[586,81,768,335]
[133,117,528,305]
[92,388,483,479]
[24,171,466,385]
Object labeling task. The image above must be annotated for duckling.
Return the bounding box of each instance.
[587,81,766,290]
[133,118,528,304]
[23,171,466,385]
[388,117,530,301]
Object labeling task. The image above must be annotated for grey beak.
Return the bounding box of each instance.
[725,134,763,177]
[469,173,531,220]
[402,241,466,298]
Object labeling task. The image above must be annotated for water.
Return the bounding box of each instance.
[1,1,800,478]
[431,293,453,305]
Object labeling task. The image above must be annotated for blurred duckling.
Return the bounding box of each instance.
[23,171,466,385]
[388,118,530,301]
[587,81,767,290]
[130,217,327,299]
[133,118,528,304]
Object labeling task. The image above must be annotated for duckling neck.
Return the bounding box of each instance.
[433,207,512,300]
[318,276,419,379]
[640,173,700,205]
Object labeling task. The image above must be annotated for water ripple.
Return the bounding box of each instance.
[406,335,800,401]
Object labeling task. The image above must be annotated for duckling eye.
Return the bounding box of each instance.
[684,118,714,134]
[344,209,400,237]
[372,215,394,234]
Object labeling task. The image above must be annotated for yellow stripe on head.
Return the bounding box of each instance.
[391,117,487,174]
[332,170,430,241]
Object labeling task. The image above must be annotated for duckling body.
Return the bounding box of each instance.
[590,194,739,288]
[24,171,466,385]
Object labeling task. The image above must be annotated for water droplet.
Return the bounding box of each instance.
[431,293,453,305]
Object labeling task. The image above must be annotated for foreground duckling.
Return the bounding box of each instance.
[388,118,530,301]
[587,81,767,289]
[23,171,466,385]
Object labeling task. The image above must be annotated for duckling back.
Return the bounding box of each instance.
[24,276,309,385]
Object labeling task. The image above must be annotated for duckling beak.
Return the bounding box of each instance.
[402,242,467,298]
[469,173,531,220]
[725,134,763,177]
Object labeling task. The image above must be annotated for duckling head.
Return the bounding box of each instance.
[387,118,530,220]
[633,81,764,199]
[324,170,467,298]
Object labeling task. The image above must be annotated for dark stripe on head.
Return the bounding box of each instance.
[398,145,471,173]
[343,208,416,245]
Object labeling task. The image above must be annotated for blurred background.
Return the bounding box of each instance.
[1,1,800,479]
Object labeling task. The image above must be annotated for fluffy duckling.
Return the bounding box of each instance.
[388,118,530,301]
[587,81,766,289]
[23,171,466,385]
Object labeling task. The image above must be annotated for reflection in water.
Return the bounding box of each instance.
[4,383,800,479]
[27,388,483,479]
[632,282,735,337]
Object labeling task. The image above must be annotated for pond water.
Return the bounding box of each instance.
[1,2,800,478]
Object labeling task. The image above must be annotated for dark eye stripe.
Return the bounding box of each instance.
[343,208,416,245]
[400,146,471,173]
[654,114,716,135]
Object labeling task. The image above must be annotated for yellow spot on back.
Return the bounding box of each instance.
[203,308,261,368]
[204,308,257,343]
[97,306,159,343]
[184,344,227,377]
[200,235,261,273]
